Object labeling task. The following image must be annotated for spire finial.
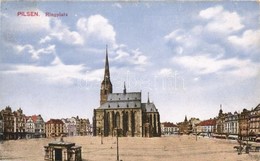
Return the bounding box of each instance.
[123,81,126,94]
[220,104,222,110]
[148,92,150,104]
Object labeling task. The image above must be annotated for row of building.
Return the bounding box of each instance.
[0,106,92,140]
[161,104,260,141]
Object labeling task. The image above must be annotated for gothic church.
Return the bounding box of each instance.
[93,48,161,137]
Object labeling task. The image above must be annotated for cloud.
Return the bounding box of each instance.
[172,55,259,79]
[39,19,84,45]
[2,11,149,79]
[199,5,223,19]
[114,50,130,60]
[1,55,102,85]
[164,5,259,81]
[39,36,52,44]
[199,5,244,34]
[164,29,199,53]
[76,14,149,69]
[132,49,148,66]
[14,44,56,60]
[228,29,260,53]
[3,9,51,33]
[164,28,225,57]
[110,47,148,69]
[2,8,83,46]
[76,14,117,48]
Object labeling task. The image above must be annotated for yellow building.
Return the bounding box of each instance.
[45,119,65,137]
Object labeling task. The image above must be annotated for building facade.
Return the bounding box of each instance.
[249,104,260,139]
[13,108,26,139]
[0,107,28,140]
[215,105,226,135]
[62,117,90,136]
[223,112,239,136]
[189,117,201,134]
[196,119,216,136]
[0,114,3,140]
[93,48,161,137]
[177,116,190,134]
[62,118,77,136]
[161,122,178,135]
[86,123,93,135]
[238,108,250,140]
[45,119,65,138]
[24,114,45,138]
[25,116,35,139]
[78,118,88,136]
[34,115,45,138]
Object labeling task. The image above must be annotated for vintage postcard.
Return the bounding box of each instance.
[0,1,259,161]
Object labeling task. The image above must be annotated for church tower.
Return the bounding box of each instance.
[100,46,113,105]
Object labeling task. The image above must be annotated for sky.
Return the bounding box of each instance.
[0,1,259,123]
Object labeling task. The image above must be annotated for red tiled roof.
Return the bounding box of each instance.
[46,119,64,124]
[162,122,177,127]
[197,119,216,126]
[26,115,39,123]
[31,115,38,123]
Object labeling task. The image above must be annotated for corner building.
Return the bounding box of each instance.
[93,48,161,137]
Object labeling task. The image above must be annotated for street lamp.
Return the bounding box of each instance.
[101,129,103,145]
[115,127,120,161]
[100,116,104,145]
[195,128,197,141]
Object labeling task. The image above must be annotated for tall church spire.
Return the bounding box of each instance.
[100,45,113,105]
[104,45,110,80]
